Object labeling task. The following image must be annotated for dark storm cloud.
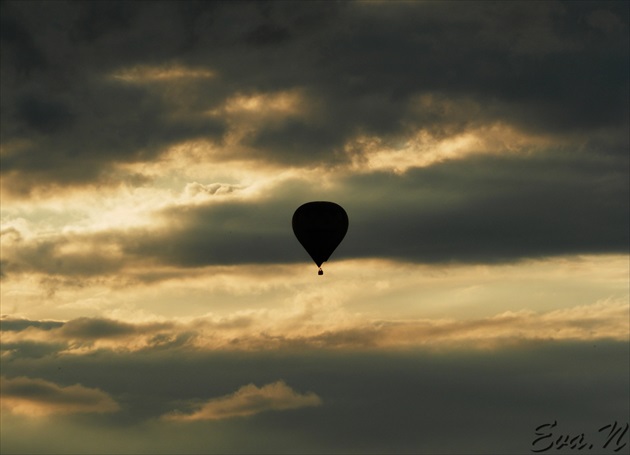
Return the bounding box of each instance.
[0,317,63,332]
[123,197,304,267]
[2,341,628,453]
[59,317,139,340]
[55,317,186,346]
[342,152,630,263]
[13,94,77,134]
[0,5,46,74]
[1,1,628,191]
[1,77,225,192]
[226,0,629,153]
[1,1,227,192]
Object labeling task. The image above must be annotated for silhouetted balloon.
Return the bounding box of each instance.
[292,201,348,275]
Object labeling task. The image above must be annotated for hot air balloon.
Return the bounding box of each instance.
[292,201,348,275]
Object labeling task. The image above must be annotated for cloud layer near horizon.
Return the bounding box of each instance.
[2,340,628,454]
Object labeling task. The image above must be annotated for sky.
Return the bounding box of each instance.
[1,1,629,453]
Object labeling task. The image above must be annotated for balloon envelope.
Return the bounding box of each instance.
[292,201,348,272]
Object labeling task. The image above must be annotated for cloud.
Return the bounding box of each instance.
[345,121,554,173]
[0,376,120,417]
[0,317,63,332]
[211,298,629,351]
[59,317,140,340]
[183,182,243,198]
[341,153,629,264]
[110,63,215,83]
[1,341,628,453]
[9,149,618,280]
[1,1,627,194]
[1,3,627,453]
[2,297,626,358]
[0,317,190,358]
[114,151,628,267]
[1,78,227,195]
[164,380,322,421]
[0,232,127,278]
[374,298,630,349]
[1,1,626,272]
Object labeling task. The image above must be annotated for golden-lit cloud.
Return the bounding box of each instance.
[200,297,629,350]
[3,296,627,356]
[204,89,322,167]
[110,64,216,83]
[346,122,553,174]
[0,376,120,417]
[221,90,308,116]
[2,254,627,332]
[163,381,322,421]
[373,298,629,350]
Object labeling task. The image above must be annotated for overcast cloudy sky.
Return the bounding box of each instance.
[1,1,629,454]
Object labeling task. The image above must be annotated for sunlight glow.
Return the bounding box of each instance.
[110,64,215,82]
[347,123,553,173]
[222,90,306,115]
[0,377,120,417]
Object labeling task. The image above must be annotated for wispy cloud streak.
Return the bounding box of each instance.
[163,381,322,421]
[2,299,627,356]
